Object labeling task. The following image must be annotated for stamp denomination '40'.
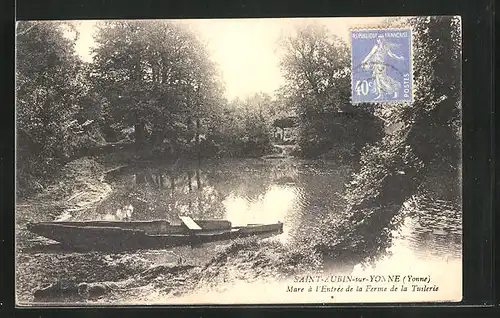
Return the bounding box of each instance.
[350,29,413,103]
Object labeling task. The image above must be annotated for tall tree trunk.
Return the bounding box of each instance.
[187,170,193,193]
[195,118,201,161]
[170,174,175,197]
[135,120,145,150]
[196,168,202,216]
[158,170,164,188]
[187,170,193,215]
[195,169,201,190]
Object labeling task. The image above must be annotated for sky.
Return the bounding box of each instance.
[73,17,385,100]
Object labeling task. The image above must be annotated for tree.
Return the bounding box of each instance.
[279,24,352,115]
[90,20,224,154]
[278,24,382,158]
[210,93,278,157]
[16,21,85,195]
[314,16,462,263]
[408,16,462,177]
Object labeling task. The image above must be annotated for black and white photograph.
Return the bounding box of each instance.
[15,16,462,305]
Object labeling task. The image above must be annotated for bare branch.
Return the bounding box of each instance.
[15,22,38,37]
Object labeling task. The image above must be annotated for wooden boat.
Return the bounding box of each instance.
[26,216,284,251]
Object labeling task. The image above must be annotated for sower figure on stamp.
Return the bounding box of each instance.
[361,36,404,100]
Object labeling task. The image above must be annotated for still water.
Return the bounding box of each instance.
[89,157,462,258]
[86,157,461,303]
[93,158,351,244]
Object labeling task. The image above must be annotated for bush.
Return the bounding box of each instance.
[296,111,383,161]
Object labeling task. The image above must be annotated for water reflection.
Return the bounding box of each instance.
[223,185,296,226]
[89,158,460,263]
[396,194,462,259]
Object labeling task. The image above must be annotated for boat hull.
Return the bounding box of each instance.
[26,220,284,251]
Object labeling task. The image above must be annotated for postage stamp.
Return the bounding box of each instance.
[350,29,413,103]
[16,17,462,306]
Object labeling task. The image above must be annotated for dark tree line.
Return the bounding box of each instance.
[16,21,88,195]
[313,16,463,263]
[15,18,463,288]
[15,21,289,197]
[278,24,384,160]
[16,20,412,198]
[90,21,224,154]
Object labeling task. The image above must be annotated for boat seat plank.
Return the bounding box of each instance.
[179,216,202,231]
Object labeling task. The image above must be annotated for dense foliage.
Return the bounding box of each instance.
[278,24,383,160]
[16,21,285,197]
[16,18,463,301]
[16,22,92,196]
[313,16,462,263]
[212,93,288,157]
[90,21,225,154]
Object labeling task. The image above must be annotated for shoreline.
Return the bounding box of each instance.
[15,154,461,305]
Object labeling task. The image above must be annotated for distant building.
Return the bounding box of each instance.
[272,116,298,143]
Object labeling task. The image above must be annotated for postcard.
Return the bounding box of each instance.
[15,16,462,305]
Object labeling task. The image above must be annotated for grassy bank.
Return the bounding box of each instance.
[16,101,460,304]
[16,158,112,225]
[16,157,113,303]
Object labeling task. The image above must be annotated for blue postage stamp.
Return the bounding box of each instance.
[350,29,412,103]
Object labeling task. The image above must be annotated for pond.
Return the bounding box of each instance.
[17,156,462,304]
[95,157,461,260]
[94,158,350,245]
